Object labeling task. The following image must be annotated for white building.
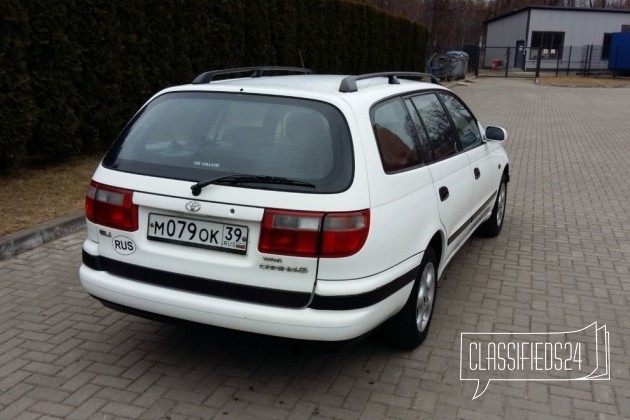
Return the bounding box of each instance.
[483,6,630,71]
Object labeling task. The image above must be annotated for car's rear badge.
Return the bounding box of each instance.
[259,262,308,274]
[185,201,201,212]
[113,236,136,255]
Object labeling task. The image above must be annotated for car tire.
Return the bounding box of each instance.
[478,173,507,237]
[381,247,438,350]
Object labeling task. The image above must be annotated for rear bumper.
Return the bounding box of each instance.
[80,264,414,341]
[80,242,421,341]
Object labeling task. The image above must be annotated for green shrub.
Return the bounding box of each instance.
[0,0,35,174]
[24,0,83,163]
[0,0,428,175]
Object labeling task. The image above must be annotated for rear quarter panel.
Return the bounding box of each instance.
[317,100,442,281]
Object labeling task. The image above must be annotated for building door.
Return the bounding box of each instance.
[515,39,526,70]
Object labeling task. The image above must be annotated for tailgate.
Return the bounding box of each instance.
[95,192,318,307]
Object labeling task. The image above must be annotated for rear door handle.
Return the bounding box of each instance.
[439,186,449,201]
[474,168,481,179]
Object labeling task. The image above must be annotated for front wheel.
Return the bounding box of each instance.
[478,174,507,237]
[381,247,438,349]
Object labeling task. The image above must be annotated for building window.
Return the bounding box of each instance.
[529,31,564,60]
[602,33,612,60]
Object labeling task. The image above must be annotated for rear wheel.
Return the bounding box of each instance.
[478,174,507,237]
[381,247,438,349]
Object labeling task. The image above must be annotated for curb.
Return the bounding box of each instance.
[0,210,86,261]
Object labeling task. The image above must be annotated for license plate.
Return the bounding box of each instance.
[147,213,248,254]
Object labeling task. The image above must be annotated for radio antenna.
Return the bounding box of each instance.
[298,49,305,69]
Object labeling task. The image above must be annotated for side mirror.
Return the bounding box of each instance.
[484,126,508,141]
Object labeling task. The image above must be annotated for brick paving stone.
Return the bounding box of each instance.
[1,79,629,419]
[94,386,139,405]
[135,398,175,419]
[287,400,319,419]
[13,412,40,420]
[551,394,573,417]
[0,397,37,419]
[25,386,69,404]
[63,383,100,407]
[0,383,34,407]
[357,402,387,419]
[29,401,73,418]
[101,401,146,418]
[67,398,107,419]
[242,402,292,419]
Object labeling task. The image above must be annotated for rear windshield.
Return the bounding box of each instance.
[103,92,354,193]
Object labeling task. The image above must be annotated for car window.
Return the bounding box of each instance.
[439,93,481,149]
[403,99,435,164]
[103,92,353,193]
[371,98,423,172]
[408,93,459,161]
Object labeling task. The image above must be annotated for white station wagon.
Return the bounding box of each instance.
[80,67,509,349]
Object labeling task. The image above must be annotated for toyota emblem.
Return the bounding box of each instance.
[185,201,201,212]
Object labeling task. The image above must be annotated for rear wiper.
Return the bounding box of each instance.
[191,174,316,196]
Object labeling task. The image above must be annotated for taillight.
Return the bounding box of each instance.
[259,209,369,258]
[320,211,370,257]
[259,210,322,257]
[85,181,138,231]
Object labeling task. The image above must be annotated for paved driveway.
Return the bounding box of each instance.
[1,78,629,419]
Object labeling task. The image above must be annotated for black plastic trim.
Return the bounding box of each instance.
[309,266,419,310]
[82,251,420,311]
[447,192,497,245]
[82,252,311,308]
[82,250,102,271]
[92,295,188,325]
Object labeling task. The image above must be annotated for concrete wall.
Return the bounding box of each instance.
[530,9,630,46]
[484,11,529,67]
[527,9,630,70]
[485,11,529,48]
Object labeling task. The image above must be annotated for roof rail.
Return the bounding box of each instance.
[192,66,314,84]
[339,72,440,93]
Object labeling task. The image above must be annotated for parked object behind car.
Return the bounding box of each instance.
[80,67,509,349]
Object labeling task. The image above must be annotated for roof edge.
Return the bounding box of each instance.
[484,6,630,25]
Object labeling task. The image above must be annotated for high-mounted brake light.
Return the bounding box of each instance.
[259,209,369,258]
[85,181,138,231]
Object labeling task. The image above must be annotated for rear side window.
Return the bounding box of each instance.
[103,92,353,193]
[408,94,459,161]
[371,98,423,172]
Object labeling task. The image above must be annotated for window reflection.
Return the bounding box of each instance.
[409,94,459,160]
[439,94,481,149]
[372,98,423,172]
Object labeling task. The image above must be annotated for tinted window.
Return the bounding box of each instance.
[103,92,353,193]
[403,99,435,164]
[439,93,481,149]
[371,98,423,172]
[409,94,459,161]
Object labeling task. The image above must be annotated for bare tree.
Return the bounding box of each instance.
[360,0,630,54]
